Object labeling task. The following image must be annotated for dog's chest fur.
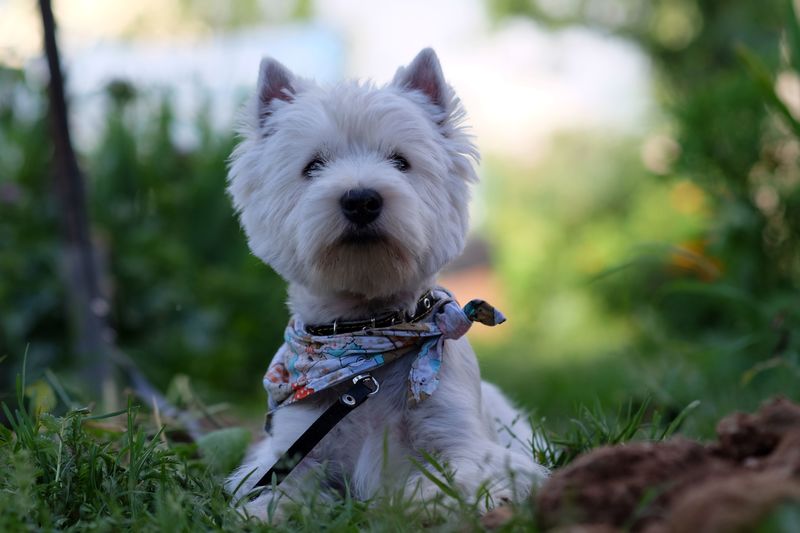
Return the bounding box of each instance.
[304,336,482,496]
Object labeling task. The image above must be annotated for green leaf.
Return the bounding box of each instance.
[736,44,800,140]
[25,379,56,415]
[196,427,251,475]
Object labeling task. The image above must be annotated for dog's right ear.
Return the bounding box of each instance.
[257,58,295,126]
[393,48,451,110]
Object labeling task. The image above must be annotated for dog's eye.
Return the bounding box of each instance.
[302,157,326,178]
[389,153,410,172]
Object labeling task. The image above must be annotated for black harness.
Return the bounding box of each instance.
[249,374,380,498]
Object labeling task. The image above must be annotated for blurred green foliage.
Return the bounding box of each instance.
[480,0,800,434]
[0,70,287,406]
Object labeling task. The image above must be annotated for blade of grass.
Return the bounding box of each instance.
[660,400,700,440]
[85,407,130,421]
[409,454,461,501]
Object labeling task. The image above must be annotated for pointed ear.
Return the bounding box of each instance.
[257,57,295,125]
[392,48,448,111]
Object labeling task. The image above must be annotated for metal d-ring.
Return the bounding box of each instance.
[332,320,337,336]
[352,374,380,396]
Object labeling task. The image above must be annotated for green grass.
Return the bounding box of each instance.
[1,365,695,533]
[4,335,797,532]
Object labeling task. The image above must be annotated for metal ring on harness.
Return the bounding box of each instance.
[351,373,380,396]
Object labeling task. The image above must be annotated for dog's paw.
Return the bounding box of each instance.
[452,448,549,509]
[485,452,548,504]
[502,449,550,489]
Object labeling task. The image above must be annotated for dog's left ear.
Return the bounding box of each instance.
[393,48,452,118]
[257,57,296,126]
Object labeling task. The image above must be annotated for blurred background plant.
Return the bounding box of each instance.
[480,0,800,436]
[0,68,287,412]
[1,0,799,436]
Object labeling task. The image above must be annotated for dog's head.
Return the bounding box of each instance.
[228,48,478,299]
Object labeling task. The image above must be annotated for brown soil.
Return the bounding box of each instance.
[534,397,800,532]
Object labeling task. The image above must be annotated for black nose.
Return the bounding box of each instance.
[340,188,383,226]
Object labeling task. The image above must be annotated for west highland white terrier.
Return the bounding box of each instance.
[225,48,548,519]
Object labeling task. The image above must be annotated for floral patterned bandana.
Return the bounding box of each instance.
[263,288,506,412]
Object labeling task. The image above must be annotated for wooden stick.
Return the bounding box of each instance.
[39,0,114,402]
[37,0,204,441]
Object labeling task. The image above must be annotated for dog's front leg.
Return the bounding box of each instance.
[404,337,548,509]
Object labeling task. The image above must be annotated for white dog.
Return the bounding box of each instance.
[225,48,548,519]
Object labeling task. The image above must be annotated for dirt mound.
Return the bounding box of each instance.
[535,397,800,532]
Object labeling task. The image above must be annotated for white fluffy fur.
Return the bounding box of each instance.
[226,48,547,519]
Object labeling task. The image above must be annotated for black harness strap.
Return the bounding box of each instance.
[249,374,379,499]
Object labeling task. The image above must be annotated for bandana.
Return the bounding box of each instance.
[263,288,506,412]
